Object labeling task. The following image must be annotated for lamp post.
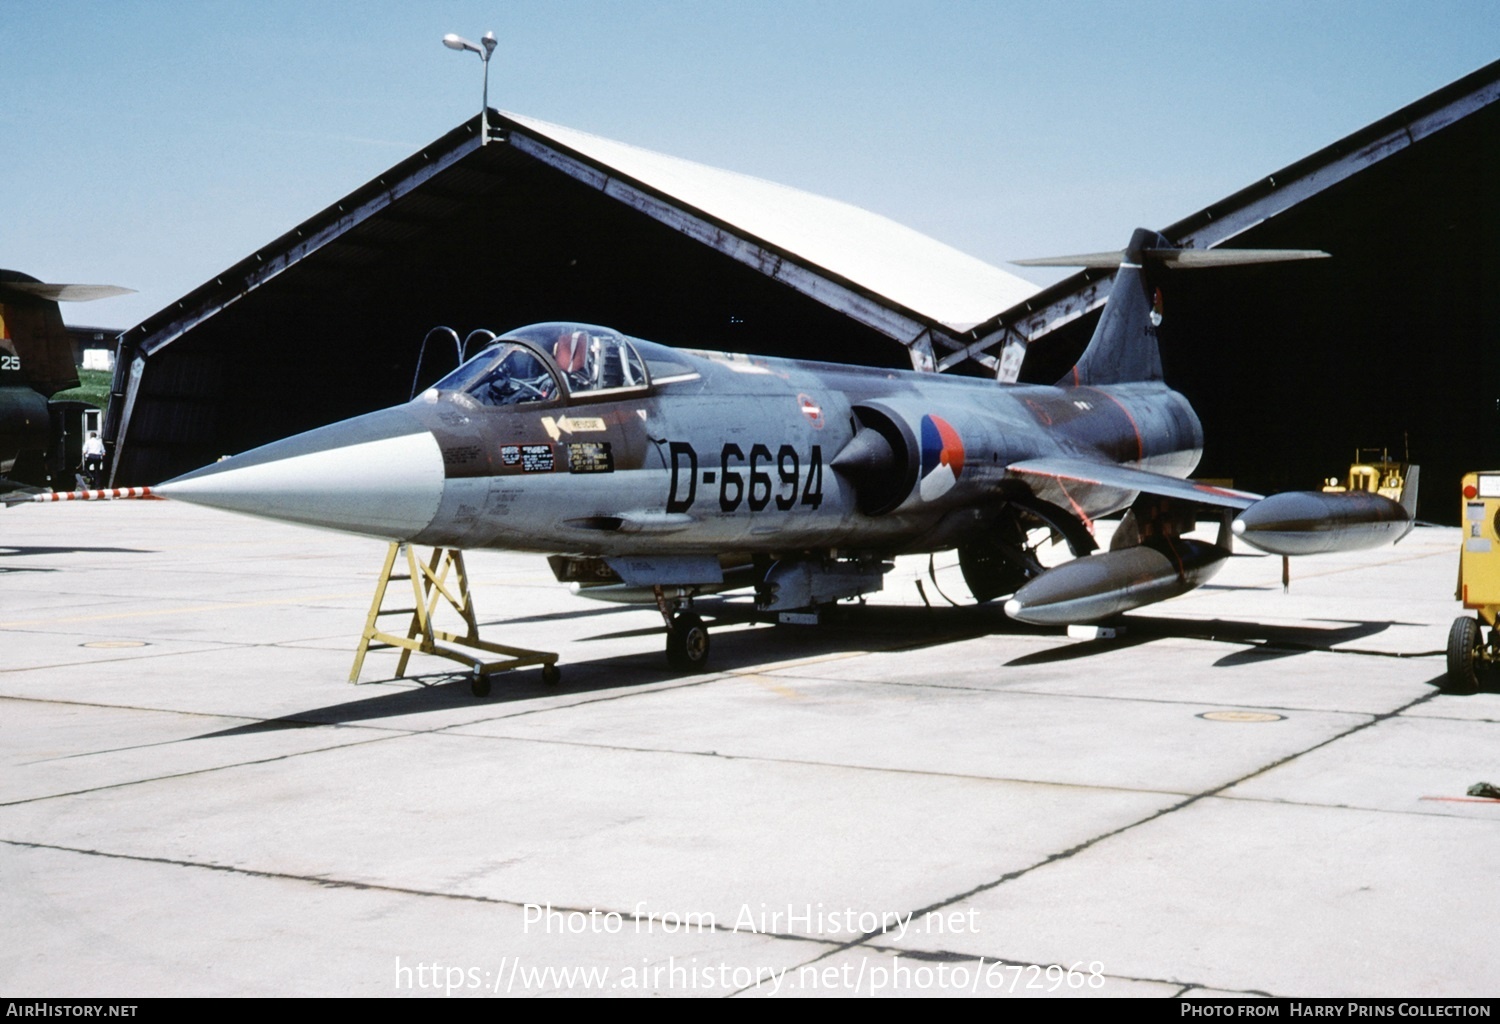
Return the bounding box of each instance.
[443,30,498,137]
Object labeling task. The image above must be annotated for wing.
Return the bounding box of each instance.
[1006,456,1262,511]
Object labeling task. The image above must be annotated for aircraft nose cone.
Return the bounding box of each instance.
[155,406,444,540]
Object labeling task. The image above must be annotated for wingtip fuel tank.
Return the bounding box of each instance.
[1230,490,1415,557]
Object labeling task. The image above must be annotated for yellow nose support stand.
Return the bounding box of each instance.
[1449,472,1500,693]
[350,542,560,696]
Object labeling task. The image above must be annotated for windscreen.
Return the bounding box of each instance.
[432,341,559,406]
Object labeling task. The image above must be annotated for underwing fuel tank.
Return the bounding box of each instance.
[1003,538,1229,626]
[1231,490,1414,556]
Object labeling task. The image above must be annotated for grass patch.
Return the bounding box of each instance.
[49,368,113,409]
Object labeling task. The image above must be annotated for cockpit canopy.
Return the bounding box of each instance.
[512,323,648,396]
[431,323,648,407]
[432,340,559,406]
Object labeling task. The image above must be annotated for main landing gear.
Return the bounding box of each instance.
[654,586,710,672]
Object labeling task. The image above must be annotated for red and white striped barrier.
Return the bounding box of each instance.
[21,487,159,503]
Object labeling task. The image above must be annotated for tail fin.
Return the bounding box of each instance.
[1063,227,1169,387]
[1015,229,1329,388]
[1,272,79,397]
[0,272,132,397]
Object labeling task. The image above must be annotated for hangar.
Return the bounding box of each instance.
[101,109,1037,487]
[104,60,1499,519]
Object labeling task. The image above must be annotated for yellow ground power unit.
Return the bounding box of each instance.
[1449,471,1500,692]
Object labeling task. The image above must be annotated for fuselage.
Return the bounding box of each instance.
[159,323,1205,560]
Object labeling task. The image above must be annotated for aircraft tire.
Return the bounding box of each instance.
[1445,616,1481,694]
[471,674,492,698]
[542,663,561,686]
[666,612,710,672]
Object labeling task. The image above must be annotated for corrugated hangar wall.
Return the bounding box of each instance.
[108,66,1499,523]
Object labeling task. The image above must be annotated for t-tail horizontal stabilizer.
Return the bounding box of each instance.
[1016,230,1329,389]
[1013,246,1331,269]
[0,282,135,302]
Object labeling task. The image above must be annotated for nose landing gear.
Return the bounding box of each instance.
[666,611,710,671]
[654,586,711,672]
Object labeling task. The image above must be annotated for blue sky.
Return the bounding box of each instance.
[4,1,1497,329]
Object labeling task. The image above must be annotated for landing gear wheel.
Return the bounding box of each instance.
[666,612,710,672]
[1446,616,1481,695]
[471,673,492,698]
[542,663,561,686]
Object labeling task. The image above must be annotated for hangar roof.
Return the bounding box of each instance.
[502,112,1037,332]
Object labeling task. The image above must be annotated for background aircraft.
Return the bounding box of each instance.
[0,272,132,490]
[156,229,1418,675]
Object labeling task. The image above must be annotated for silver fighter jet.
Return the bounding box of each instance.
[157,229,1417,672]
